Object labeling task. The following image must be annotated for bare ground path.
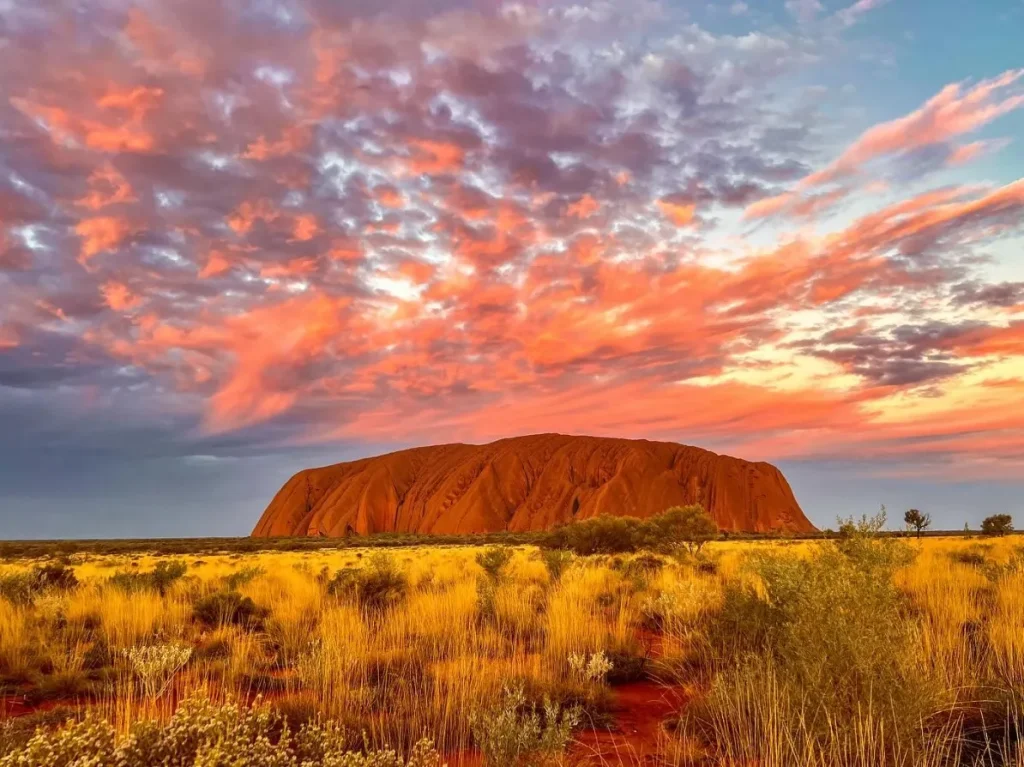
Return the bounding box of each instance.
[571,678,687,766]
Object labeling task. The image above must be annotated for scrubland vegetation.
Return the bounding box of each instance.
[1,511,1023,765]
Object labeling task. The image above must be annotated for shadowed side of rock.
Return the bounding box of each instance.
[251,433,815,537]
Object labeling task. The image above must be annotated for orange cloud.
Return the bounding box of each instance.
[0,325,18,349]
[744,191,794,219]
[291,214,319,242]
[944,323,1024,357]
[75,216,131,267]
[567,194,599,219]
[227,200,279,235]
[396,259,435,284]
[408,140,465,175]
[328,240,363,262]
[260,257,319,279]
[656,198,696,227]
[11,92,157,153]
[199,250,233,279]
[101,281,142,311]
[77,164,136,210]
[205,294,350,431]
[243,126,310,161]
[97,86,164,119]
[376,186,406,209]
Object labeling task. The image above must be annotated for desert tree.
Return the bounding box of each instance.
[904,508,931,538]
[651,504,719,555]
[981,514,1014,537]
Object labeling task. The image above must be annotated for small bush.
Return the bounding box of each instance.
[149,560,188,595]
[0,696,442,767]
[477,547,514,581]
[604,650,649,685]
[567,650,613,684]
[224,565,264,590]
[624,552,664,576]
[547,515,646,555]
[470,684,580,766]
[0,564,78,605]
[108,560,187,595]
[124,643,192,698]
[695,511,930,760]
[23,671,92,705]
[193,591,268,630]
[32,564,79,591]
[326,553,407,612]
[695,556,718,575]
[539,549,573,583]
[950,547,988,567]
[81,640,113,671]
[546,506,719,556]
[476,576,498,625]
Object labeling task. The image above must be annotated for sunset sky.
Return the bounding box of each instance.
[1,0,1022,537]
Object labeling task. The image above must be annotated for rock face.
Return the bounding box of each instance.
[252,434,814,537]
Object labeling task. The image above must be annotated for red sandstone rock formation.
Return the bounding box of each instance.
[251,434,815,537]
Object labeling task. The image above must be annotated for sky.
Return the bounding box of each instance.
[1,0,1023,538]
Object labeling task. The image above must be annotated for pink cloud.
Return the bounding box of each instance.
[746,69,1023,220]
[75,216,132,267]
[805,69,1023,186]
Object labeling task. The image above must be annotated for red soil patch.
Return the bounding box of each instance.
[572,680,687,766]
[1,694,77,719]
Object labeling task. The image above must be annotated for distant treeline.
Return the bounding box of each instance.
[0,524,1013,559]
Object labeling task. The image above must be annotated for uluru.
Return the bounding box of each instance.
[252,434,814,537]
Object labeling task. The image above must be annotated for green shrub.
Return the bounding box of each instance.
[23,671,93,706]
[950,546,989,567]
[149,561,188,595]
[695,555,718,575]
[476,547,514,581]
[695,511,931,759]
[0,564,78,605]
[604,650,649,685]
[225,565,264,590]
[32,563,79,591]
[326,553,407,612]
[476,576,498,625]
[192,591,268,630]
[547,515,646,555]
[107,570,148,593]
[108,560,187,596]
[470,684,580,766]
[546,506,719,556]
[623,552,664,576]
[539,549,573,583]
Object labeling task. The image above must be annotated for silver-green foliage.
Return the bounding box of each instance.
[470,685,580,767]
[0,697,440,767]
